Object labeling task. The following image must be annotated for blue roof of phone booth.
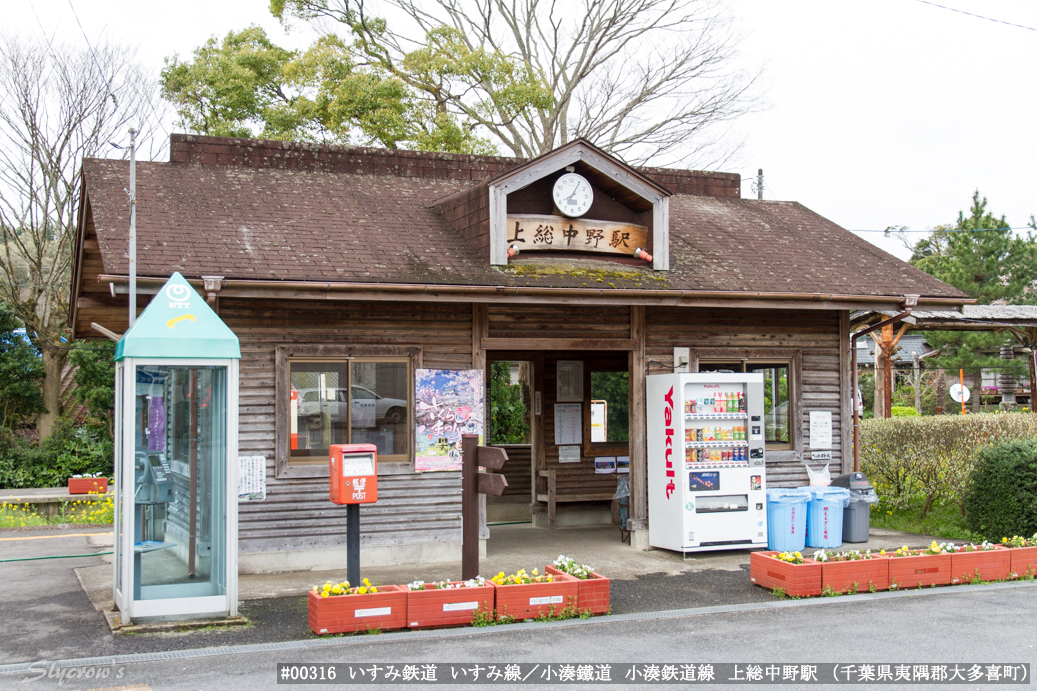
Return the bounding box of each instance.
[114,272,241,361]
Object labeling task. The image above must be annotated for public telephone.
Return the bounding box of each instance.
[134,452,174,504]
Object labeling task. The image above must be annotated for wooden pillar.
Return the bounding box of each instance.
[472,303,489,542]
[839,310,852,474]
[628,306,648,547]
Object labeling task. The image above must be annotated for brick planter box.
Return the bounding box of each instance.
[308,585,408,635]
[820,556,890,594]
[950,547,1011,584]
[749,551,822,597]
[888,553,951,589]
[68,477,108,495]
[546,566,610,615]
[490,571,579,621]
[1007,546,1037,579]
[406,583,495,629]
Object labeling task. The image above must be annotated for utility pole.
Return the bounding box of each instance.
[128,128,137,327]
[757,169,764,201]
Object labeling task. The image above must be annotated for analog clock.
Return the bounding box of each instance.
[553,173,594,218]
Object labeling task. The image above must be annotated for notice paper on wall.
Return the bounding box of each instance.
[594,457,617,474]
[616,456,630,474]
[558,445,581,463]
[554,403,583,445]
[556,361,584,402]
[238,456,266,501]
[809,411,832,450]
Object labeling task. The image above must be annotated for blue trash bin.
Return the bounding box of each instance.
[806,487,851,548]
[765,488,811,552]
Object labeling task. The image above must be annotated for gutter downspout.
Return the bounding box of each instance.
[851,296,918,472]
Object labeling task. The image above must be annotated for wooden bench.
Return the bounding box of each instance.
[535,469,623,529]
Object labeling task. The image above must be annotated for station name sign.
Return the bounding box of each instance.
[506,214,648,256]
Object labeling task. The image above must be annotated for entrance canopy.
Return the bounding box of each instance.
[115,272,241,361]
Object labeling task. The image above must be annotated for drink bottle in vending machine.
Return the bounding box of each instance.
[645,372,768,553]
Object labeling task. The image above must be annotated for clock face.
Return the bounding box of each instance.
[553,173,594,218]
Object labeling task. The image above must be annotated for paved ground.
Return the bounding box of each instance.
[2,582,1035,689]
[0,522,949,668]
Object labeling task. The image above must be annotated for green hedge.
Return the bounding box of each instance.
[963,440,1037,540]
[0,418,113,489]
[860,413,1037,517]
[890,406,919,417]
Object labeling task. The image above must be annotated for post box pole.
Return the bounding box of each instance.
[461,434,479,580]
[347,503,360,586]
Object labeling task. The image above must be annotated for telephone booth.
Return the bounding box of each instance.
[112,272,241,623]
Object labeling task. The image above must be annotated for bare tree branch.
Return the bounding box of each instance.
[277,0,760,166]
[0,33,164,437]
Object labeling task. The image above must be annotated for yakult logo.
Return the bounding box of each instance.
[663,386,676,499]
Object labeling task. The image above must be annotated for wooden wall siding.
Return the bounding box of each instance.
[487,304,631,341]
[645,307,843,488]
[220,298,473,554]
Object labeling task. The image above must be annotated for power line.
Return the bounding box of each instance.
[65,0,119,109]
[851,225,1034,234]
[911,0,1037,32]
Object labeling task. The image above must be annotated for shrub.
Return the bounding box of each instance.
[890,406,919,417]
[963,440,1037,540]
[860,413,1037,516]
[0,417,113,489]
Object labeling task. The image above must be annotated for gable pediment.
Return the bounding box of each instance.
[486,139,671,270]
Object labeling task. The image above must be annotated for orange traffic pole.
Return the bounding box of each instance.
[960,368,966,414]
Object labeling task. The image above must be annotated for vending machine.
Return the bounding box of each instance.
[646,373,768,553]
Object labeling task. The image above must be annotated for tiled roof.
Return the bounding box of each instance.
[80,136,965,299]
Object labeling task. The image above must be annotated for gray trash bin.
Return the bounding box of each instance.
[831,472,879,543]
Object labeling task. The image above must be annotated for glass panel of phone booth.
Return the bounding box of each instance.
[134,364,227,601]
[114,363,124,596]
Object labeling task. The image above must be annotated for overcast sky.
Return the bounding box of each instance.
[9,0,1037,261]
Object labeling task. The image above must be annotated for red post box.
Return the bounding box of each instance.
[329,443,378,504]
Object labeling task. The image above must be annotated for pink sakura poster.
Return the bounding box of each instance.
[414,369,484,472]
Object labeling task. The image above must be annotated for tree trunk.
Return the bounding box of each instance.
[37,347,68,439]
[1029,349,1036,412]
[971,370,982,414]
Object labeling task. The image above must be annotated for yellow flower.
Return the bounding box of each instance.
[532,568,538,576]
[880,549,886,555]
[363,578,371,586]
[370,587,378,593]
[331,585,343,595]
[357,586,368,594]
[320,591,329,598]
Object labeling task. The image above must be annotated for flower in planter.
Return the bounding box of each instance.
[553,555,595,579]
[948,541,997,553]
[408,577,486,590]
[812,550,830,563]
[491,568,555,585]
[773,551,804,564]
[1002,535,1037,548]
[311,577,379,596]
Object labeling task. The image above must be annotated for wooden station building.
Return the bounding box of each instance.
[69,134,967,570]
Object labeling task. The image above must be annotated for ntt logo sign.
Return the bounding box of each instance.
[663,386,676,499]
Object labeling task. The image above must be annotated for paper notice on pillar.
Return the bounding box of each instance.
[237,456,266,501]
[809,411,832,450]
[414,368,485,472]
[558,445,581,463]
[616,456,630,474]
[594,457,617,474]
[553,403,582,445]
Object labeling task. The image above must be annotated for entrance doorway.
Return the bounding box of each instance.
[485,352,631,530]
